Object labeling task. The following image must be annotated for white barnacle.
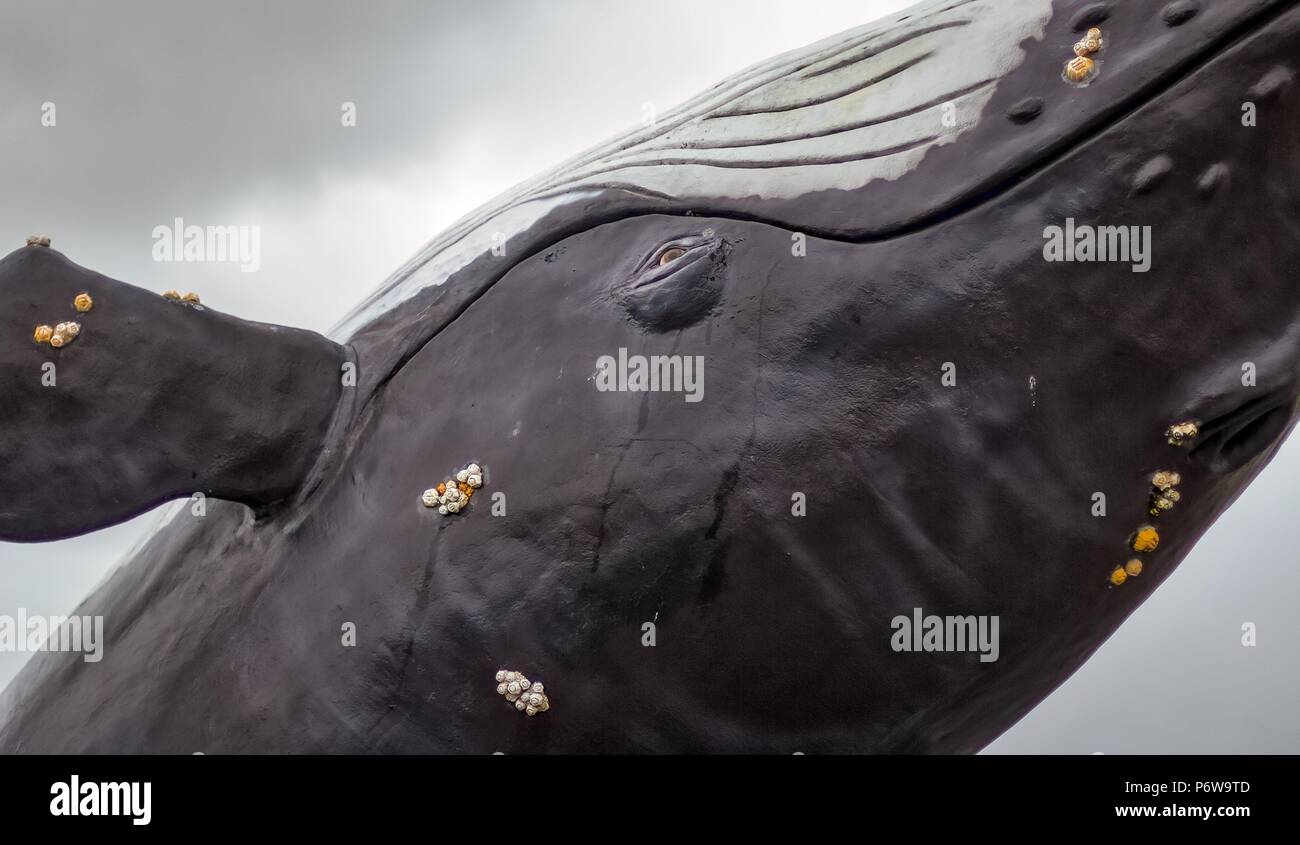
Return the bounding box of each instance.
[455,469,469,483]
[495,668,548,715]
[467,474,483,489]
[1151,470,1181,491]
[438,506,448,515]
[421,489,440,508]
[466,463,481,476]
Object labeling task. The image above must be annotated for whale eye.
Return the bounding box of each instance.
[619,233,727,332]
[658,246,687,266]
[635,234,713,277]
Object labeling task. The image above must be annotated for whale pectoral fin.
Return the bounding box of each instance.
[0,243,347,542]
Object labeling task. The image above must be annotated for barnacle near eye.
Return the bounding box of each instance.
[658,246,687,266]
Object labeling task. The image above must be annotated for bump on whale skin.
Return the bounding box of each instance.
[1,0,1300,752]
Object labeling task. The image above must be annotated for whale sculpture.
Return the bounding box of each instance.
[1,0,1298,752]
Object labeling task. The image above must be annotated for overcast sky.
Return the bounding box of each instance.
[1,0,1296,753]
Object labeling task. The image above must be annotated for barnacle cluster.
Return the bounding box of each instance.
[32,292,91,348]
[495,669,550,717]
[1064,27,1104,84]
[1112,425,1198,587]
[1148,470,1183,517]
[48,321,81,348]
[162,290,202,305]
[421,463,483,515]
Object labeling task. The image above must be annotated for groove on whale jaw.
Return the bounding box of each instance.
[2,0,1300,753]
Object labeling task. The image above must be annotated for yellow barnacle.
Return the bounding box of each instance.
[181,292,201,304]
[33,324,53,344]
[73,292,94,312]
[1166,421,1199,446]
[1125,558,1144,578]
[1065,55,1096,83]
[162,290,181,300]
[1132,525,1160,553]
[1110,567,1128,586]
